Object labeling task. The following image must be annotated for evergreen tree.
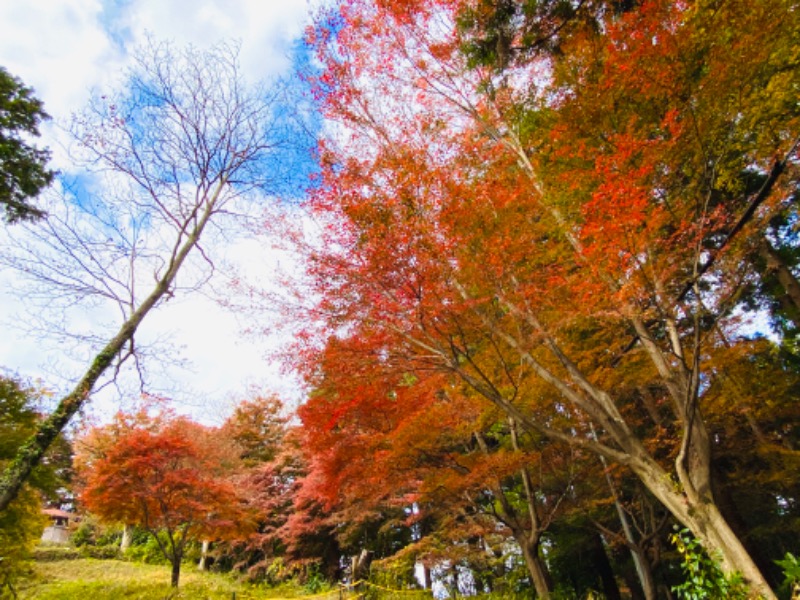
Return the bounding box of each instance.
[0,67,54,223]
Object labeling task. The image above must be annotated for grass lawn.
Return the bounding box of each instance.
[15,558,341,599]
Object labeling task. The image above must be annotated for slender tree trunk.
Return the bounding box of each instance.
[511,431,553,599]
[592,423,656,600]
[171,557,182,587]
[630,545,656,600]
[475,428,553,598]
[619,554,646,600]
[120,524,132,552]
[589,532,622,600]
[760,239,800,319]
[198,540,210,571]
[520,538,551,600]
[422,564,432,590]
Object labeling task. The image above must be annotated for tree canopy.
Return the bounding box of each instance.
[0,67,54,222]
[78,412,253,587]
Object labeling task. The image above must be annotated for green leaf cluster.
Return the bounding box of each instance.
[670,528,749,600]
[0,67,55,223]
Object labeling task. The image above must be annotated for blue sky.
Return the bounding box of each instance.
[0,0,323,423]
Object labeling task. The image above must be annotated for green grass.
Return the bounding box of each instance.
[14,558,343,599]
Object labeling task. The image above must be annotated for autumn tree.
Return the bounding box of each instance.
[224,395,289,466]
[293,332,586,595]
[212,395,307,580]
[295,0,800,596]
[0,39,294,512]
[281,476,345,582]
[78,414,252,587]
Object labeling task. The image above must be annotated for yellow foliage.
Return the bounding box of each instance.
[0,483,46,589]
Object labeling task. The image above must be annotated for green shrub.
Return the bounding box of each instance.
[181,540,202,566]
[79,545,120,560]
[123,532,169,565]
[33,547,82,562]
[255,557,301,585]
[369,554,419,590]
[670,528,748,600]
[69,522,93,548]
[0,485,46,595]
[70,516,122,549]
[303,563,328,594]
[775,552,800,599]
[122,531,205,567]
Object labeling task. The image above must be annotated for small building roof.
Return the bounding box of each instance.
[42,508,77,519]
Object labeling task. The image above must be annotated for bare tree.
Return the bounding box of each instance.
[0,39,292,511]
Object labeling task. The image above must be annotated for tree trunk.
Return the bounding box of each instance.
[629,453,777,599]
[619,554,646,600]
[422,563,432,590]
[0,344,119,512]
[690,502,775,597]
[630,545,656,600]
[198,540,211,571]
[520,538,552,599]
[120,524,132,552]
[171,557,181,587]
[589,532,621,600]
[352,549,373,581]
[506,422,553,599]
[760,239,800,321]
[593,425,657,600]
[553,313,774,597]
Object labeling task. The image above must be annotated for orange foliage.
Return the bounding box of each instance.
[78,414,254,586]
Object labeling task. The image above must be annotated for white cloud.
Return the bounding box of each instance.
[0,0,318,116]
[106,0,315,81]
[0,0,122,119]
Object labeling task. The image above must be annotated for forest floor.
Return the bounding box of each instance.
[14,558,342,599]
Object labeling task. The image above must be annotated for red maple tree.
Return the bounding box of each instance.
[79,416,253,587]
[291,0,800,596]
